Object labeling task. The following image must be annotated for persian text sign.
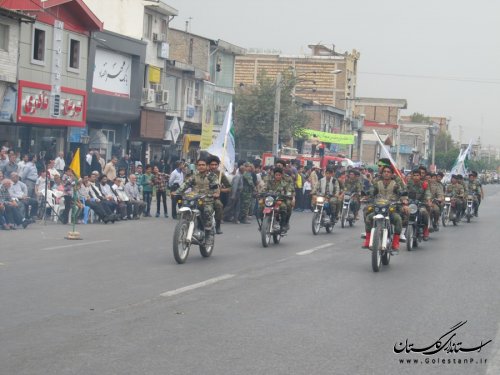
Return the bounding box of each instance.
[17,80,86,127]
[92,48,131,98]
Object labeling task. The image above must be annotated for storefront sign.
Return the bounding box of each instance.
[92,48,131,98]
[17,80,86,127]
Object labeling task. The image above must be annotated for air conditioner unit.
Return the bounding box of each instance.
[152,33,159,42]
[161,90,169,103]
[143,89,155,102]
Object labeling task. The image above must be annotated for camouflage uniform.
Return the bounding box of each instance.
[175,171,219,230]
[239,171,255,222]
[405,179,431,228]
[212,170,231,230]
[264,177,293,226]
[365,180,403,234]
[429,180,445,224]
[445,182,465,217]
[343,178,363,216]
[312,177,340,218]
[466,178,482,215]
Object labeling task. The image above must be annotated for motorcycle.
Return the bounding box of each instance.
[172,194,215,264]
[441,193,459,227]
[368,198,396,272]
[405,197,425,251]
[465,192,476,223]
[258,192,287,247]
[340,192,358,228]
[311,194,334,235]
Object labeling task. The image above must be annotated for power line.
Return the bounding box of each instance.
[359,71,500,84]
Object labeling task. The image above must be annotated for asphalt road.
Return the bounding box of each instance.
[1,186,500,375]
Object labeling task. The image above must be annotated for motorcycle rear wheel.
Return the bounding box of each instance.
[173,219,191,264]
[261,216,271,248]
[371,224,383,272]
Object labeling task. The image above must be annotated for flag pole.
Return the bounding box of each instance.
[66,148,82,240]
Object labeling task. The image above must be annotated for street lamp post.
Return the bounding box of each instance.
[272,73,282,157]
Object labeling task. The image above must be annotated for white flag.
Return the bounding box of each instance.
[207,103,235,173]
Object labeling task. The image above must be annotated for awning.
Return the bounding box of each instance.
[182,134,201,154]
[301,129,354,145]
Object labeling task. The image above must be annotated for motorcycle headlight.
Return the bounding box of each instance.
[316,196,325,203]
[467,195,473,199]
[381,207,387,213]
[445,197,451,202]
[265,196,275,207]
[344,194,351,200]
[409,203,418,214]
[375,207,380,213]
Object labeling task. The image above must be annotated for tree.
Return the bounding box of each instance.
[434,130,460,170]
[409,112,431,124]
[234,70,310,154]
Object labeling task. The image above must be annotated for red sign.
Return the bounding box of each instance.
[17,80,86,127]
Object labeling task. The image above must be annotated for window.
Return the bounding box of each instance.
[186,80,194,106]
[161,19,167,36]
[68,38,80,70]
[0,24,8,51]
[33,27,46,62]
[143,13,152,39]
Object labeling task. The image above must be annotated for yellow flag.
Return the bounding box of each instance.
[69,148,81,179]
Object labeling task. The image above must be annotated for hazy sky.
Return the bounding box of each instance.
[167,0,500,148]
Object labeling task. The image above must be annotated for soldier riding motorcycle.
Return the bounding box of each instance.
[172,157,219,264]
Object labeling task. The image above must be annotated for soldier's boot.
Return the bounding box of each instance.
[391,234,400,254]
[362,232,371,249]
[423,227,430,241]
[215,220,223,234]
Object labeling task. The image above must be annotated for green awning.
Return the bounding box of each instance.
[301,129,355,145]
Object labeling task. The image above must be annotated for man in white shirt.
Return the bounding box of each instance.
[54,151,66,174]
[9,173,38,221]
[168,160,184,219]
[124,174,145,219]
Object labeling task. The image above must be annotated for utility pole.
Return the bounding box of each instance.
[395,110,401,166]
[272,73,282,158]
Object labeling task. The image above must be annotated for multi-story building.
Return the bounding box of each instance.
[166,28,244,160]
[84,0,178,164]
[0,0,102,160]
[0,7,34,148]
[353,97,407,165]
[86,30,146,163]
[234,44,359,154]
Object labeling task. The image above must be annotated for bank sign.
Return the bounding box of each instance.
[17,80,86,127]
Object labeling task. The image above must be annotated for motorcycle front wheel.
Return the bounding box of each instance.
[466,207,471,223]
[442,207,449,227]
[371,224,383,272]
[261,216,272,247]
[341,207,348,228]
[312,211,321,235]
[173,219,191,264]
[199,229,214,257]
[406,225,414,251]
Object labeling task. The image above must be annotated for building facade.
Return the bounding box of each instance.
[0,0,102,161]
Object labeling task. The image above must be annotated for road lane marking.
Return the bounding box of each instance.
[160,274,236,297]
[40,240,111,251]
[487,321,500,375]
[296,243,333,256]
